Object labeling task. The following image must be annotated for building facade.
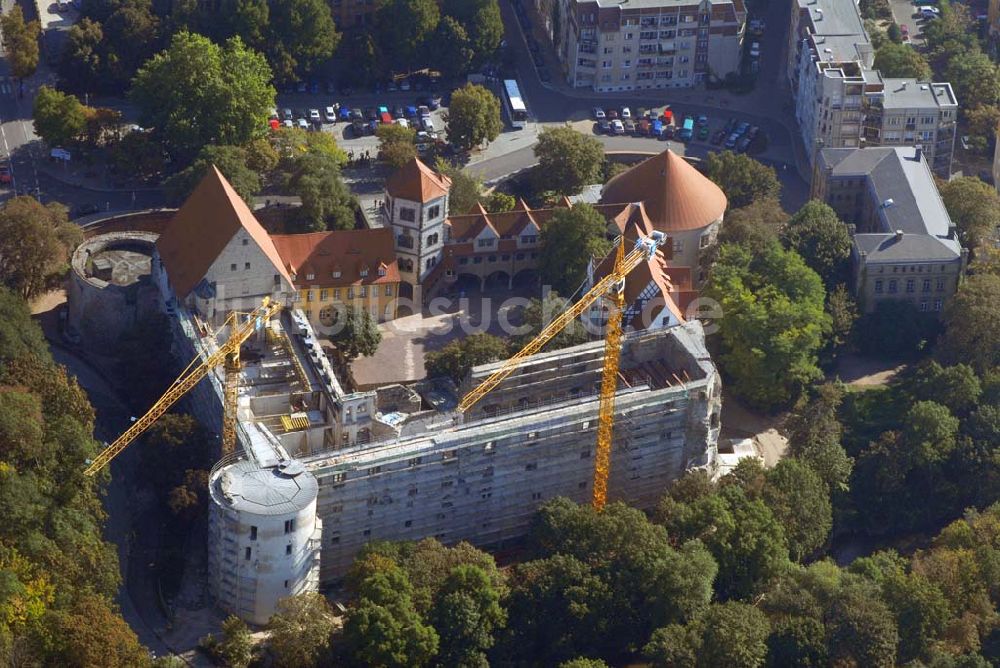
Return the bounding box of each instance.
[271,229,401,324]
[554,0,745,92]
[814,147,967,315]
[385,159,451,287]
[788,0,957,177]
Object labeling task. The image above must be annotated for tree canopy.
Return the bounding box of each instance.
[164,145,262,205]
[703,152,781,209]
[538,204,613,297]
[0,6,40,80]
[704,242,831,411]
[873,43,932,79]
[33,86,87,148]
[938,177,1000,250]
[0,197,82,301]
[267,593,336,668]
[937,273,1000,375]
[130,32,275,161]
[330,306,381,360]
[445,83,502,151]
[425,333,509,383]
[533,127,605,196]
[780,200,851,287]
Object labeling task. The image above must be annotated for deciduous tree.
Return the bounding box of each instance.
[430,565,506,667]
[874,43,932,79]
[425,333,508,383]
[377,123,418,169]
[0,197,82,301]
[445,83,502,151]
[781,200,851,287]
[285,152,357,231]
[267,593,336,668]
[32,86,87,148]
[374,0,440,70]
[434,159,482,214]
[939,177,1000,250]
[539,204,612,296]
[763,459,832,561]
[330,306,381,360]
[0,6,40,81]
[944,50,1000,113]
[218,615,254,668]
[938,274,1000,375]
[703,152,781,209]
[164,145,261,205]
[533,127,605,196]
[266,0,339,83]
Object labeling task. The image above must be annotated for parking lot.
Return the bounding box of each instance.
[889,0,938,46]
[591,105,767,156]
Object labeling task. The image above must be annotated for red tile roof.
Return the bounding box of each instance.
[270,228,399,288]
[155,166,293,298]
[385,158,451,202]
[602,149,727,233]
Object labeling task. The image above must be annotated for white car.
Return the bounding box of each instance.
[282,119,293,128]
[621,107,632,119]
[395,118,410,128]
[750,41,760,58]
[610,119,625,135]
[297,118,309,130]
[309,109,321,123]
[422,116,435,132]
[920,7,939,18]
[594,107,606,120]
[324,106,336,123]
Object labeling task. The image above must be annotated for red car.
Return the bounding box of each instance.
[0,166,11,185]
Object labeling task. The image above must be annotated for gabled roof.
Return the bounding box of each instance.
[386,157,451,202]
[271,229,400,287]
[601,149,727,233]
[155,166,293,298]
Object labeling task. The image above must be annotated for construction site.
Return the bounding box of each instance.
[69,161,726,626]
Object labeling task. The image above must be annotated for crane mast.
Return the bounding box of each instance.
[84,298,281,476]
[458,231,666,509]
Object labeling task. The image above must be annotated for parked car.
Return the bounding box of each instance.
[651,119,664,137]
[282,108,293,120]
[697,125,710,141]
[282,119,293,128]
[663,123,675,139]
[366,108,378,121]
[724,117,737,133]
[737,136,752,153]
[621,107,632,119]
[606,108,619,120]
[637,119,651,136]
[422,116,436,133]
[594,107,606,120]
[399,78,411,91]
[324,106,337,123]
[696,114,709,127]
[394,105,405,118]
[711,129,726,145]
[736,121,751,135]
[268,107,278,119]
[623,119,636,134]
[724,133,739,149]
[395,118,410,128]
[598,118,611,133]
[748,125,760,140]
[296,82,307,93]
[74,203,101,216]
[0,165,12,184]
[920,7,940,18]
[418,105,431,118]
[387,80,398,92]
[309,109,321,124]
[610,119,625,135]
[296,118,309,130]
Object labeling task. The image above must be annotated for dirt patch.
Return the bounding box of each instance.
[719,389,788,467]
[831,353,906,387]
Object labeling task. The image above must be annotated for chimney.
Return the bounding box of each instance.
[895,229,904,241]
[914,144,923,161]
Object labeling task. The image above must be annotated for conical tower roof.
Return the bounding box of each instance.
[601,149,727,233]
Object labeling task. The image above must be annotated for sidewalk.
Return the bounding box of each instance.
[39,161,164,192]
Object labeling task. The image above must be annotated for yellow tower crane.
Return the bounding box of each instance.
[83,298,282,476]
[458,231,667,510]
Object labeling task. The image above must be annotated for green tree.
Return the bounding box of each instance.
[902,400,960,467]
[938,274,1000,375]
[703,152,781,209]
[164,145,261,205]
[286,152,358,231]
[857,299,938,358]
[826,584,899,668]
[766,616,828,668]
[425,333,508,383]
[781,200,851,287]
[939,177,1000,250]
[130,32,275,161]
[444,0,503,64]
[59,18,105,93]
[267,593,336,668]
[45,594,150,667]
[484,190,516,213]
[699,602,770,668]
[102,0,160,86]
[431,16,474,80]
[533,127,605,196]
[377,123,418,169]
[330,306,381,360]
[0,6,40,81]
[0,197,82,301]
[344,562,438,668]
[718,197,786,252]
[218,615,254,668]
[644,623,700,668]
[881,571,950,663]
[33,86,87,147]
[374,0,440,70]
[903,361,981,416]
[825,283,858,354]
[763,459,832,561]
[445,83,502,151]
[430,565,506,667]
[785,383,854,492]
[944,50,1000,113]
[538,204,613,296]
[874,42,931,79]
[266,0,339,83]
[434,159,482,214]
[704,243,831,411]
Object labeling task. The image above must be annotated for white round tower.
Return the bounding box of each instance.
[208,456,322,625]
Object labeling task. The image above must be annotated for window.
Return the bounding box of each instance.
[333,288,340,299]
[477,238,495,248]
[368,465,381,476]
[385,285,393,296]
[250,526,257,541]
[320,289,328,301]
[934,299,942,311]
[245,547,251,560]
[360,267,369,278]
[242,238,248,246]
[920,301,928,312]
[399,207,416,222]
[427,233,439,246]
[936,278,945,292]
[474,256,483,264]
[378,266,387,277]
[244,262,250,270]
[520,235,537,244]
[284,519,295,534]
[602,60,612,68]
[363,529,371,537]
[673,238,684,253]
[531,492,542,500]
[875,279,883,294]
[397,234,414,249]
[332,472,346,483]
[285,544,292,555]
[405,520,412,527]
[284,580,289,588]
[428,205,440,219]
[360,286,367,297]
[922,279,931,293]
[306,290,314,302]
[230,263,237,272]
[888,280,898,294]
[700,234,711,248]
[906,279,915,293]
[425,258,435,269]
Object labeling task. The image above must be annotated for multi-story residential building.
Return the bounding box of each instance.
[789,0,958,177]
[271,229,401,325]
[814,147,967,315]
[553,0,746,92]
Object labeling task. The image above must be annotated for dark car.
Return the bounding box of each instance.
[697,125,710,141]
[365,107,378,121]
[0,165,11,184]
[606,109,619,120]
[598,118,611,134]
[711,129,726,145]
[637,119,651,136]
[74,203,101,217]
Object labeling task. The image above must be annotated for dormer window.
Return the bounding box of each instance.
[378,266,387,277]
[306,273,315,280]
[360,267,369,278]
[332,270,341,279]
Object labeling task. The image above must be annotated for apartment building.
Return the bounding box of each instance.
[789,0,958,177]
[555,0,746,92]
[814,147,967,315]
